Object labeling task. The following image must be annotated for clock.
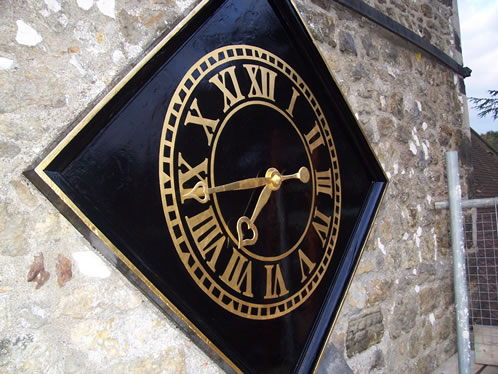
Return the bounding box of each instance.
[159,45,341,319]
[27,0,388,373]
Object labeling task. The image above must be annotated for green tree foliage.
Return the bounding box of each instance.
[469,90,498,120]
[482,131,498,151]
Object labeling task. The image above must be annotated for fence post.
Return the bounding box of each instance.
[471,208,477,249]
[446,151,472,374]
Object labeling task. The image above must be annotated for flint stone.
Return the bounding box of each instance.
[300,6,336,48]
[339,31,357,56]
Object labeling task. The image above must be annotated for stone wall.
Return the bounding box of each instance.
[0,0,470,373]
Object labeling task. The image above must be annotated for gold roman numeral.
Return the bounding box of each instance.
[315,168,333,198]
[243,64,277,102]
[298,249,316,283]
[178,153,208,203]
[185,98,220,146]
[286,86,300,117]
[185,206,224,272]
[264,263,289,299]
[220,248,253,297]
[304,121,325,153]
[312,206,331,246]
[209,66,245,113]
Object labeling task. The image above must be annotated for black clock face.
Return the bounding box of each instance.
[160,45,341,319]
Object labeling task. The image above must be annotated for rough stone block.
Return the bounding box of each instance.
[366,278,393,305]
[346,306,384,358]
[390,297,418,339]
[419,287,439,313]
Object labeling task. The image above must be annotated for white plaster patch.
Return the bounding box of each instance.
[96,0,115,18]
[77,0,94,10]
[44,0,61,12]
[175,0,194,12]
[409,141,417,155]
[422,122,428,130]
[58,14,69,28]
[414,226,423,255]
[432,227,438,261]
[377,238,386,255]
[415,285,420,293]
[412,128,420,146]
[32,304,47,319]
[403,232,409,240]
[112,50,125,64]
[73,251,111,278]
[69,55,86,76]
[426,194,432,205]
[393,162,399,176]
[125,43,142,59]
[413,268,417,275]
[380,95,386,110]
[16,20,43,46]
[429,313,435,325]
[414,233,421,248]
[422,143,429,160]
[416,100,422,112]
[0,57,14,70]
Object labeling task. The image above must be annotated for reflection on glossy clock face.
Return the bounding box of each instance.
[159,45,341,319]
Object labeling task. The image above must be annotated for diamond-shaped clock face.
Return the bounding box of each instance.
[28,0,387,373]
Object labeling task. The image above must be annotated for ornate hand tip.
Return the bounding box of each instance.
[298,167,310,183]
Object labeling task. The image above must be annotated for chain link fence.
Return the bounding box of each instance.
[464,202,498,366]
[465,206,498,329]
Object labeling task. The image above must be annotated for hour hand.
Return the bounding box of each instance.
[236,184,273,248]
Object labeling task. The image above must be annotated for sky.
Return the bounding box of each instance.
[458,0,498,134]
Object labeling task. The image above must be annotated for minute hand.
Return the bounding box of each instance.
[183,177,268,203]
[183,166,310,204]
[209,177,268,194]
